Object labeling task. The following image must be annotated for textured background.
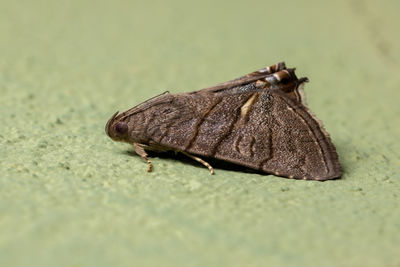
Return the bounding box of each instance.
[1,0,399,266]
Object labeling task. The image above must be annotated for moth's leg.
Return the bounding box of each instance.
[180,151,214,175]
[133,143,153,172]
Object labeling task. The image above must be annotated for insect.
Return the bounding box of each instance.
[105,62,342,180]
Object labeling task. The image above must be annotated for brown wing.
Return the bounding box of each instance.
[140,83,340,180]
[208,89,341,180]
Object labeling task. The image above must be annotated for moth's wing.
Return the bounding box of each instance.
[207,89,341,180]
[195,62,287,94]
[145,86,340,180]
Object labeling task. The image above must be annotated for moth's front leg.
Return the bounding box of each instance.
[133,143,153,172]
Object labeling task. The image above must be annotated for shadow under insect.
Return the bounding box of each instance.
[125,150,267,175]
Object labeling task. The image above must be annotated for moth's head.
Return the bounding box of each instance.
[105,111,130,142]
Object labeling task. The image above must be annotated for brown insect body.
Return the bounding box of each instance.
[106,62,342,180]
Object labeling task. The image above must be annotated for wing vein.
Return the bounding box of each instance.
[184,97,223,150]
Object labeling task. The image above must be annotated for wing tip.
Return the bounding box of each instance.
[303,161,343,181]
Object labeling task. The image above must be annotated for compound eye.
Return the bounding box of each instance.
[114,122,128,135]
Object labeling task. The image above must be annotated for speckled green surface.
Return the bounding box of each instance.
[1,0,399,266]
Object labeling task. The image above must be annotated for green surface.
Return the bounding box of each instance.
[1,0,399,266]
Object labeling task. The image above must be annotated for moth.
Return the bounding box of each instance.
[105,62,342,180]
